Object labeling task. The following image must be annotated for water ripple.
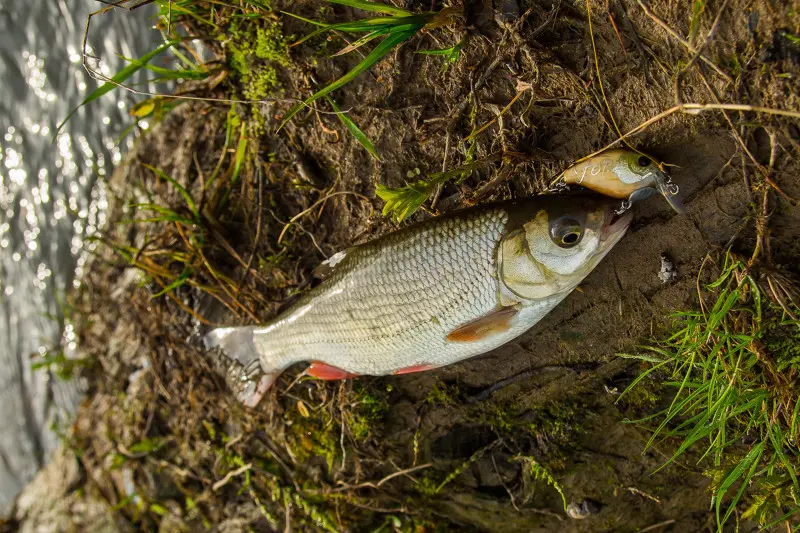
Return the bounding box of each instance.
[0,0,160,513]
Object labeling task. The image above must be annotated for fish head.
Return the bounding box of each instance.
[498,196,632,301]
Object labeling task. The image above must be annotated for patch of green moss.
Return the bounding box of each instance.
[426,381,461,406]
[225,18,291,135]
[481,402,515,433]
[764,311,800,372]
[243,66,282,101]
[616,373,663,413]
[344,382,389,442]
[286,403,339,472]
[526,401,584,446]
[255,24,290,64]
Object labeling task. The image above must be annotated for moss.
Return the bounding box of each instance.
[243,66,282,101]
[225,17,291,136]
[763,310,800,372]
[616,375,662,410]
[255,24,290,65]
[286,402,340,473]
[526,402,584,446]
[426,381,461,406]
[344,382,389,442]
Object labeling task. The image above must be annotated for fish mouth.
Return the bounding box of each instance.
[600,205,633,243]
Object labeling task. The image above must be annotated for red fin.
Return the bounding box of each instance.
[393,363,435,375]
[306,361,359,380]
[446,306,519,343]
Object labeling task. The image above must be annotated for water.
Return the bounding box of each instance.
[0,0,159,514]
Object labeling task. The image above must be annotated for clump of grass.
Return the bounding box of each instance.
[105,107,257,324]
[279,0,464,130]
[619,251,800,530]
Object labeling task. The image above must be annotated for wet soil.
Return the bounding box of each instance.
[6,0,800,531]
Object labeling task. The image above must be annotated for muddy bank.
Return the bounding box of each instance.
[5,0,800,531]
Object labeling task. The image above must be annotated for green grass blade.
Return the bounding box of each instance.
[231,122,248,187]
[615,351,667,364]
[767,423,799,492]
[688,0,706,44]
[281,10,331,29]
[278,28,419,131]
[152,268,192,297]
[56,39,180,137]
[325,96,379,159]
[141,163,199,219]
[218,122,248,211]
[332,29,390,56]
[325,0,413,16]
[717,441,765,526]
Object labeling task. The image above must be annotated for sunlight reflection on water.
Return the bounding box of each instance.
[0,0,159,513]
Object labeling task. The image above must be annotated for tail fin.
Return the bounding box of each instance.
[203,326,280,407]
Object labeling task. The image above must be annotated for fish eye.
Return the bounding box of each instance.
[637,155,652,167]
[549,216,584,248]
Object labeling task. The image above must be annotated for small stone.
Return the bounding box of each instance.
[658,254,677,284]
[566,499,603,519]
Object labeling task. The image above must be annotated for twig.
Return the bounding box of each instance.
[467,366,569,403]
[634,0,732,83]
[237,163,264,294]
[492,452,521,512]
[618,485,661,503]
[430,130,451,210]
[333,463,433,491]
[212,463,252,491]
[586,0,626,143]
[635,519,676,533]
[673,0,731,104]
[464,82,531,141]
[277,191,372,245]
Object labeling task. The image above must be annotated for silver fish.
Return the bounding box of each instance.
[206,195,632,406]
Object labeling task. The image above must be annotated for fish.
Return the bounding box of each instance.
[563,149,685,214]
[205,194,632,407]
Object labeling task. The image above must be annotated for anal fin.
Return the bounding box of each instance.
[306,361,359,380]
[393,363,435,375]
[446,306,519,343]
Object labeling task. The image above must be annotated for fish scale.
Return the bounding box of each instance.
[251,208,509,375]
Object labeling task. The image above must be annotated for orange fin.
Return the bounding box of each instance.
[446,306,519,343]
[393,363,436,375]
[306,361,359,380]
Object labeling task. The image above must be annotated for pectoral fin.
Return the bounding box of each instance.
[446,306,519,343]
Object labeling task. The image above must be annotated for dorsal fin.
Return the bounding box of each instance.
[446,306,519,343]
